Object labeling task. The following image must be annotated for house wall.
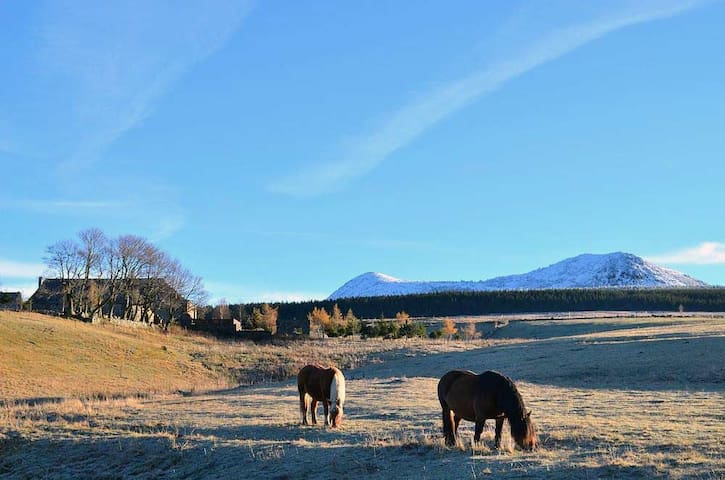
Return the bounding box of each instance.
[0,292,22,311]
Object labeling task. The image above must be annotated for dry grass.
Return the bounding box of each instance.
[0,311,486,402]
[1,313,723,478]
[0,312,234,401]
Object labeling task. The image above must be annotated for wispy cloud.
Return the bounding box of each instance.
[1,198,127,213]
[0,259,46,278]
[269,0,707,196]
[35,0,254,171]
[150,214,187,243]
[1,187,185,241]
[646,242,725,265]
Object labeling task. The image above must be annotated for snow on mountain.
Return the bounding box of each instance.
[327,252,707,300]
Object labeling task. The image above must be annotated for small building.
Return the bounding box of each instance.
[0,292,22,311]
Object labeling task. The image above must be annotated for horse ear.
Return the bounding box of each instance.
[526,410,532,418]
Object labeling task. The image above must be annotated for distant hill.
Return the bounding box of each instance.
[329,252,707,299]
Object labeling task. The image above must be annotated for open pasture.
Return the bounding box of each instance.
[2,315,724,479]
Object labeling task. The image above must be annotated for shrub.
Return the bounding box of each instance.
[462,322,480,340]
[399,321,426,338]
[440,318,458,339]
[360,319,426,339]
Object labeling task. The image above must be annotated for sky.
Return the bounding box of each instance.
[1,0,724,303]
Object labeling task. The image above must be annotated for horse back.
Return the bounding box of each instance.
[437,370,475,401]
[298,364,335,402]
[438,370,483,421]
[440,370,513,422]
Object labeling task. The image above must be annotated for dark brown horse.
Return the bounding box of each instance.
[437,370,537,450]
[297,364,346,427]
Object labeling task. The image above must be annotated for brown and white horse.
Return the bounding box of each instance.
[297,364,346,427]
[438,370,537,450]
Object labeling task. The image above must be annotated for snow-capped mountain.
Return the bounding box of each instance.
[328,252,707,299]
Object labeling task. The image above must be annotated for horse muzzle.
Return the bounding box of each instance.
[330,411,343,428]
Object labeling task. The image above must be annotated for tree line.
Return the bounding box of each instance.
[42,228,208,325]
[197,300,279,333]
[237,287,725,328]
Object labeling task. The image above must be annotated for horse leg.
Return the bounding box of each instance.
[494,418,504,449]
[454,415,463,441]
[310,399,318,425]
[441,406,456,446]
[299,392,309,425]
[323,400,330,426]
[474,420,485,443]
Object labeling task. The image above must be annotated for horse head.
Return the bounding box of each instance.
[329,368,346,428]
[330,399,344,428]
[512,410,537,451]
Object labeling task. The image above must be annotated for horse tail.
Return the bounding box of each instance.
[297,366,307,396]
[438,371,465,446]
[440,400,455,446]
[297,365,313,424]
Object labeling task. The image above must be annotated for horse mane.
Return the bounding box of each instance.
[330,367,346,406]
[480,371,531,441]
[479,371,525,415]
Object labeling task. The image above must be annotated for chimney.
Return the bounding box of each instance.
[38,276,43,288]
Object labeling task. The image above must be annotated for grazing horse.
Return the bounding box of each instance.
[297,364,346,427]
[437,370,537,450]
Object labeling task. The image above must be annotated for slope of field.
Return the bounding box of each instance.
[2,315,724,479]
[0,312,240,401]
[0,312,485,401]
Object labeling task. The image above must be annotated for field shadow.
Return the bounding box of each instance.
[354,329,725,392]
[1,425,696,480]
[0,397,64,407]
[486,319,679,340]
[188,420,355,444]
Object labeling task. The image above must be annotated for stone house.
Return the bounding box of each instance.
[30,277,186,324]
[0,292,22,311]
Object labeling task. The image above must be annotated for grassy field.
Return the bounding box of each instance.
[0,312,482,401]
[1,312,723,478]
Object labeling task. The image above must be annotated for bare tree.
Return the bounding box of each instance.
[44,239,83,316]
[43,228,207,326]
[115,235,155,319]
[462,322,480,341]
[163,259,208,327]
[76,228,109,317]
[213,298,230,320]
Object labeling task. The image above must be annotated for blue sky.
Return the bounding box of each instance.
[1,0,724,303]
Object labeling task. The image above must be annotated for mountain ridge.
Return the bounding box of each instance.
[328,252,707,300]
